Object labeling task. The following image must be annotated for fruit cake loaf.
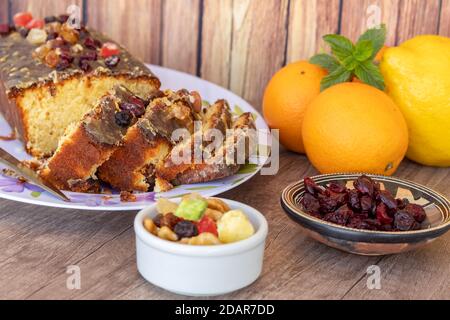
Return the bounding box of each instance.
[39,85,146,192]
[97,89,202,192]
[0,13,160,157]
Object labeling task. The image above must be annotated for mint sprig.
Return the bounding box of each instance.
[310,25,387,91]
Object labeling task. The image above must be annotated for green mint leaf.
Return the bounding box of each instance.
[323,34,354,61]
[342,56,359,71]
[357,24,387,59]
[310,54,340,72]
[320,65,352,91]
[353,40,374,62]
[354,61,385,91]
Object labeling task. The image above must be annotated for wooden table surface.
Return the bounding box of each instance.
[0,150,449,300]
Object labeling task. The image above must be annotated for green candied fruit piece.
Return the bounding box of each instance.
[175,198,208,221]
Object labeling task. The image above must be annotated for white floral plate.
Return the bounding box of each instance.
[0,65,269,211]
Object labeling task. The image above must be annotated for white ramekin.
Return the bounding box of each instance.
[134,198,268,296]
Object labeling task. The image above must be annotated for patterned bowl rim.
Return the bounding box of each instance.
[281,173,450,242]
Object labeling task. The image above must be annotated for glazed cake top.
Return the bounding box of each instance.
[0,17,157,98]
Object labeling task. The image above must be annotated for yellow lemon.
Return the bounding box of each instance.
[380,35,450,166]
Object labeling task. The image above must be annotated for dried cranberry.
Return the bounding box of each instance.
[105,55,120,68]
[84,37,101,49]
[376,203,393,225]
[80,50,97,61]
[79,59,91,72]
[360,195,373,212]
[58,14,70,23]
[59,50,74,63]
[318,194,339,213]
[396,198,409,210]
[328,191,348,207]
[377,190,397,211]
[347,216,376,230]
[328,181,347,194]
[404,204,426,223]
[394,211,416,231]
[303,177,324,196]
[0,24,11,36]
[44,16,57,23]
[364,219,382,230]
[300,193,321,215]
[174,220,198,238]
[354,175,375,196]
[324,205,353,226]
[348,189,361,211]
[380,224,393,232]
[114,111,132,127]
[56,59,71,71]
[119,101,145,117]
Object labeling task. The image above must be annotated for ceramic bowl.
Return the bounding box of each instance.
[281,173,450,256]
[134,198,268,296]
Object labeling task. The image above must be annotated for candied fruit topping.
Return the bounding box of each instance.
[105,55,120,68]
[26,19,45,30]
[197,216,218,237]
[114,111,133,127]
[27,28,48,45]
[14,12,33,28]
[100,42,120,58]
[175,198,207,221]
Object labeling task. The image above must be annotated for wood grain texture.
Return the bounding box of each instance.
[200,0,233,88]
[287,0,340,62]
[0,0,8,23]
[161,0,200,74]
[0,155,449,299]
[10,0,83,19]
[340,0,400,46]
[395,0,441,44]
[229,0,289,110]
[439,0,450,36]
[86,0,162,64]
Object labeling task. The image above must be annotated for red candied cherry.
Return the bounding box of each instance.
[196,216,218,237]
[14,12,33,27]
[26,19,45,30]
[100,42,120,58]
[0,24,11,36]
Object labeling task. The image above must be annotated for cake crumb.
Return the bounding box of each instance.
[120,191,137,202]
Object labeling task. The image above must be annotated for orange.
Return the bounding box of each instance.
[263,61,327,153]
[375,45,388,62]
[302,82,409,175]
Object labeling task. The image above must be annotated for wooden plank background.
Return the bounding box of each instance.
[3,0,449,109]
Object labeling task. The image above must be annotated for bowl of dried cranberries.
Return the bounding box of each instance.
[281,174,450,256]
